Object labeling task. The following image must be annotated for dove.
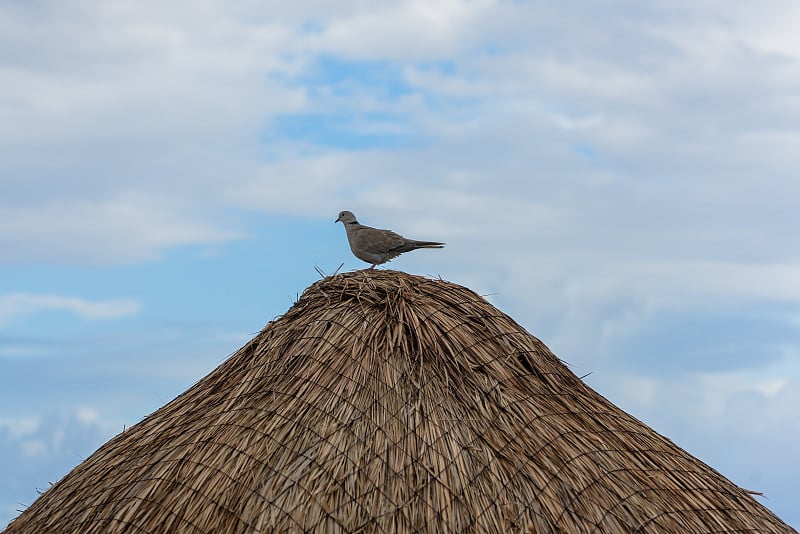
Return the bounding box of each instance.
[335,210,444,269]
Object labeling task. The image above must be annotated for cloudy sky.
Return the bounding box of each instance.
[2,0,799,528]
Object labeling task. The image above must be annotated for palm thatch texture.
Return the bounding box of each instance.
[3,270,795,533]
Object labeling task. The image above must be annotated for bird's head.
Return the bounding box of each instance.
[335,211,358,224]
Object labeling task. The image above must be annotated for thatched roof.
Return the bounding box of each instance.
[4,270,794,533]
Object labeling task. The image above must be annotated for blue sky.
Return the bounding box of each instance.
[2,0,799,528]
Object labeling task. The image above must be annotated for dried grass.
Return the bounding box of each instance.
[3,270,795,533]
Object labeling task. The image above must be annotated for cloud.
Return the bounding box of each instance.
[597,363,800,527]
[308,0,496,60]
[0,193,241,265]
[0,293,140,327]
[0,409,110,527]
[0,1,305,265]
[3,0,799,268]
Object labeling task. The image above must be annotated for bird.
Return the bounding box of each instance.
[335,210,444,269]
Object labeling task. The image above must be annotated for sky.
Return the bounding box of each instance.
[1,0,799,528]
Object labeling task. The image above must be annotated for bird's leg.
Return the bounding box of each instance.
[368,264,376,270]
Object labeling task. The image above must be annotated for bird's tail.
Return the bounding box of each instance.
[410,240,445,249]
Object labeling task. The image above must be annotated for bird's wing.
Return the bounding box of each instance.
[352,226,407,254]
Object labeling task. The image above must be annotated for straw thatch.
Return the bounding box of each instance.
[4,270,795,533]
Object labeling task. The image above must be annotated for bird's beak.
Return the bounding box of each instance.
[335,216,341,223]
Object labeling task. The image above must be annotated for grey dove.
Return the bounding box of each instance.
[335,210,444,269]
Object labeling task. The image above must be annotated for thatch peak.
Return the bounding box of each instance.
[295,269,453,313]
[296,269,471,310]
[279,269,582,396]
[4,270,795,533]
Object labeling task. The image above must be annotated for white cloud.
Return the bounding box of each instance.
[0,293,140,327]
[0,192,241,265]
[308,0,496,60]
[587,352,800,524]
[0,417,40,437]
[74,406,99,425]
[0,1,306,265]
[2,0,798,271]
[625,261,800,303]
[0,408,111,525]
